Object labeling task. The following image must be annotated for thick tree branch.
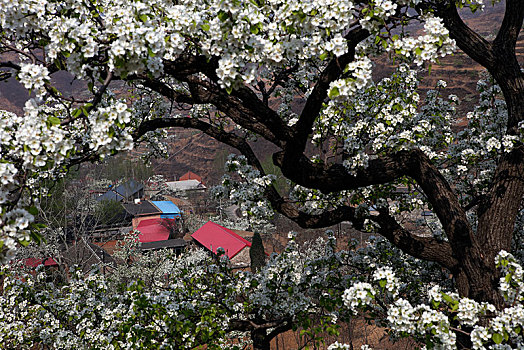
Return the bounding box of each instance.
[405,150,475,256]
[0,61,21,70]
[163,54,220,80]
[137,77,194,105]
[263,63,299,103]
[273,150,416,193]
[163,55,293,143]
[436,2,524,131]
[229,318,291,332]
[231,85,294,142]
[184,76,285,146]
[292,26,370,153]
[477,145,524,254]
[494,0,524,51]
[266,174,457,266]
[272,200,360,229]
[266,321,292,341]
[434,4,495,70]
[275,147,475,261]
[373,208,458,269]
[134,117,251,153]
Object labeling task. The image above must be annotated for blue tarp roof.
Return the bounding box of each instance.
[152,201,181,216]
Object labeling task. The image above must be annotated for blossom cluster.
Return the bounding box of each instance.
[213,154,276,224]
[340,249,524,350]
[17,63,50,96]
[320,64,456,177]
[0,232,352,349]
[443,74,517,207]
[389,15,456,66]
[7,224,524,349]
[0,92,137,260]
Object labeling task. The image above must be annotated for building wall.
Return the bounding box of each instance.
[230,246,251,267]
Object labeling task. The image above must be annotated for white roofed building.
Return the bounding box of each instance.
[165,179,206,193]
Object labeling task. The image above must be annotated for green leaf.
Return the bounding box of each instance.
[218,10,229,22]
[415,47,423,56]
[442,293,454,304]
[73,108,82,118]
[492,333,503,344]
[319,52,328,61]
[328,86,339,99]
[139,14,148,23]
[49,86,59,96]
[19,239,30,247]
[201,24,210,31]
[30,230,44,245]
[28,206,38,216]
[46,116,61,127]
[148,47,156,57]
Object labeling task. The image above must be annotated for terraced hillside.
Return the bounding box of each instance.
[149,128,232,185]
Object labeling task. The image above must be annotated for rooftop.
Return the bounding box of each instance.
[123,200,162,216]
[151,200,181,216]
[166,179,206,191]
[136,218,173,242]
[191,221,251,259]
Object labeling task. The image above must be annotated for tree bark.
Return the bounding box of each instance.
[436,0,524,307]
[251,329,271,350]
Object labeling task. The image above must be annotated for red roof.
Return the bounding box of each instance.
[136,218,172,242]
[191,221,251,258]
[23,257,58,268]
[179,171,202,183]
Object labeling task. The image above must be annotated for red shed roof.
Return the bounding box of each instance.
[23,257,58,268]
[136,218,171,242]
[179,171,202,183]
[191,221,251,258]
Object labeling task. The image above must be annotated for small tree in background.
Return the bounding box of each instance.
[250,231,266,273]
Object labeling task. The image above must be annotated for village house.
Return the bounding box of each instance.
[96,179,144,203]
[165,179,207,194]
[191,221,256,267]
[179,171,203,184]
